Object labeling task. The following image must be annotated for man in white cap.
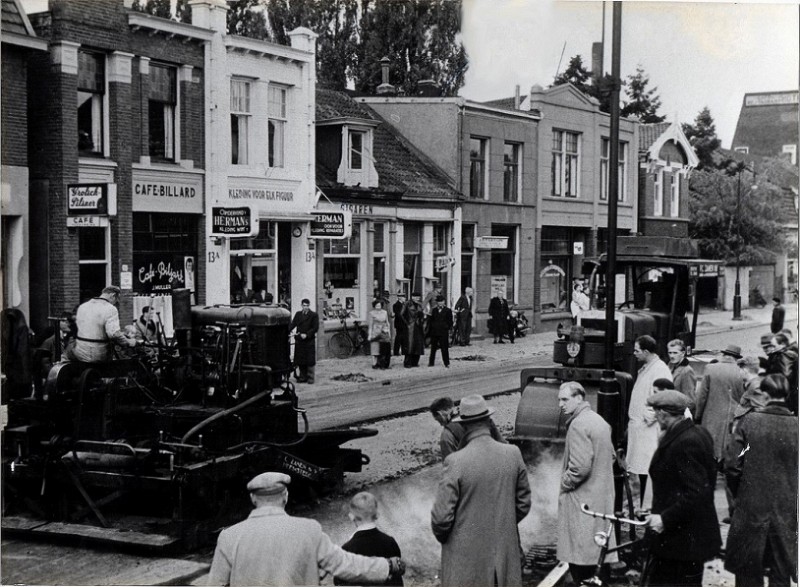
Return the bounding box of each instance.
[208,472,405,586]
[431,394,531,587]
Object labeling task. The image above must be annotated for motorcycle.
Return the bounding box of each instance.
[509,309,531,338]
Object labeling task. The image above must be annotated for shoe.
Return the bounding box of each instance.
[510,340,515,344]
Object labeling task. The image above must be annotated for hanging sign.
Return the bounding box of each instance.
[309,210,352,239]
[211,206,257,237]
[67,183,116,216]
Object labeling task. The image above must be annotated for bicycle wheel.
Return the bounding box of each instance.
[328,332,354,359]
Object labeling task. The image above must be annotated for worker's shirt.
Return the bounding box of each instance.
[72,298,125,362]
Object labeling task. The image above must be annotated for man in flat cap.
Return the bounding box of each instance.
[289,299,319,384]
[427,295,453,368]
[643,390,721,587]
[208,472,404,586]
[431,395,531,587]
[68,285,137,362]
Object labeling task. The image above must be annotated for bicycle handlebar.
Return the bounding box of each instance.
[580,503,648,526]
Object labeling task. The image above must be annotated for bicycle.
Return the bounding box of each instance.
[327,311,370,358]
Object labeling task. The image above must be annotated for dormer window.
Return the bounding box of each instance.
[349,130,365,170]
[334,121,379,188]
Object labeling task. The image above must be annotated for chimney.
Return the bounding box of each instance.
[189,0,228,32]
[376,56,396,95]
[514,85,520,109]
[416,79,440,97]
[591,41,603,84]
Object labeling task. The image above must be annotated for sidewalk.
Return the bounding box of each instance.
[303,303,797,404]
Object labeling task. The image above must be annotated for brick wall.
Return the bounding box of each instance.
[2,46,29,168]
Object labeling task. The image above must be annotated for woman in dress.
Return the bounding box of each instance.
[367,300,391,369]
[667,338,697,414]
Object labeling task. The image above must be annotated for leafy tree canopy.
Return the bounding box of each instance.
[681,106,721,170]
[620,65,664,123]
[131,0,190,23]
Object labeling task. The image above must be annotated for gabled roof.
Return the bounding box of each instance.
[534,82,601,109]
[315,88,461,201]
[2,0,34,36]
[482,97,518,110]
[640,121,699,169]
[638,122,671,151]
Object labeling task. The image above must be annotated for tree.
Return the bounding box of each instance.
[682,107,721,171]
[131,0,190,22]
[620,65,664,123]
[227,0,271,41]
[551,54,592,94]
[688,165,787,266]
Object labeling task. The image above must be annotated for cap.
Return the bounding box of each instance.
[453,394,495,422]
[761,334,774,345]
[247,472,291,495]
[647,389,691,413]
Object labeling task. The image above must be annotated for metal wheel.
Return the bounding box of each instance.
[328,331,354,359]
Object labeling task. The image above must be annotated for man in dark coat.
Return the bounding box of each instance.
[289,299,319,384]
[487,294,509,344]
[453,287,473,346]
[724,374,798,587]
[392,292,406,357]
[643,389,721,587]
[400,292,425,368]
[770,297,785,334]
[428,295,453,368]
[429,396,505,460]
[765,333,798,414]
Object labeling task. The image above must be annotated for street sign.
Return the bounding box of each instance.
[309,210,352,239]
[211,206,257,237]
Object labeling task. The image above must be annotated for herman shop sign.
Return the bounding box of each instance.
[309,211,352,239]
[211,206,258,237]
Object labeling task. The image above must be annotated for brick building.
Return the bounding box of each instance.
[1,0,48,320]
[26,0,210,334]
[731,91,799,164]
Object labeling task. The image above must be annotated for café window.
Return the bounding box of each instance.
[552,130,580,197]
[503,142,521,202]
[231,79,251,165]
[600,139,628,202]
[133,213,199,293]
[403,223,423,295]
[470,137,487,199]
[490,224,517,302]
[268,85,287,168]
[77,50,105,156]
[323,222,362,317]
[149,63,177,161]
[540,226,573,313]
[78,227,110,303]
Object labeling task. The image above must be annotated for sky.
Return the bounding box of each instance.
[460,0,799,148]
[20,0,798,147]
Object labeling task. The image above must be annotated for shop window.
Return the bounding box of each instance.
[461,224,475,291]
[230,222,276,251]
[78,227,109,303]
[149,63,176,161]
[552,130,580,197]
[403,223,422,294]
[503,142,521,202]
[490,224,516,302]
[540,227,572,313]
[77,50,105,156]
[469,137,487,199]
[323,222,362,317]
[600,139,627,202]
[133,213,199,294]
[231,79,251,165]
[670,173,680,217]
[268,85,286,168]
[653,170,664,217]
[373,222,386,294]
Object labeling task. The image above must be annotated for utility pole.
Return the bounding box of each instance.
[733,168,743,320]
[604,2,622,370]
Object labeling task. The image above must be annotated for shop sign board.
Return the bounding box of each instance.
[475,236,508,250]
[211,206,257,237]
[309,211,352,239]
[67,183,115,215]
[66,216,109,228]
[133,253,188,293]
[133,175,203,214]
[435,256,455,273]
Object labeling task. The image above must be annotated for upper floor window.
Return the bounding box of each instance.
[782,144,797,165]
[600,139,628,202]
[653,170,663,217]
[149,63,176,161]
[669,172,680,217]
[268,85,287,168]
[469,137,487,199]
[503,142,521,202]
[77,50,105,156]
[552,130,580,197]
[433,224,448,254]
[733,146,749,155]
[231,79,251,165]
[349,130,365,170]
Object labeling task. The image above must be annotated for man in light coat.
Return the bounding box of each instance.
[431,394,531,587]
[208,472,404,586]
[69,285,136,362]
[556,382,617,585]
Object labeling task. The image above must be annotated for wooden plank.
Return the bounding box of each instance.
[32,521,180,547]
[537,561,569,587]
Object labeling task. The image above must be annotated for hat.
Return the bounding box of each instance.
[760,334,774,345]
[382,290,391,296]
[720,344,742,358]
[647,389,691,413]
[435,295,445,302]
[397,290,407,297]
[737,355,760,368]
[411,291,421,297]
[453,394,495,422]
[247,472,291,495]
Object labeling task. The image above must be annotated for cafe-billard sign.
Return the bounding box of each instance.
[309,211,352,239]
[211,206,257,237]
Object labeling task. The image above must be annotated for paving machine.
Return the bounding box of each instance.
[514,236,721,445]
[2,293,376,550]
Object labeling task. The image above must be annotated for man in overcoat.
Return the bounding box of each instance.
[208,472,404,586]
[400,292,425,368]
[488,293,509,344]
[431,394,531,587]
[392,292,406,356]
[289,299,319,384]
[427,295,453,368]
[644,390,721,587]
[556,382,617,585]
[453,287,474,346]
[724,374,798,587]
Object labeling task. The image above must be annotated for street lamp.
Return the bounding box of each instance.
[732,163,756,321]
